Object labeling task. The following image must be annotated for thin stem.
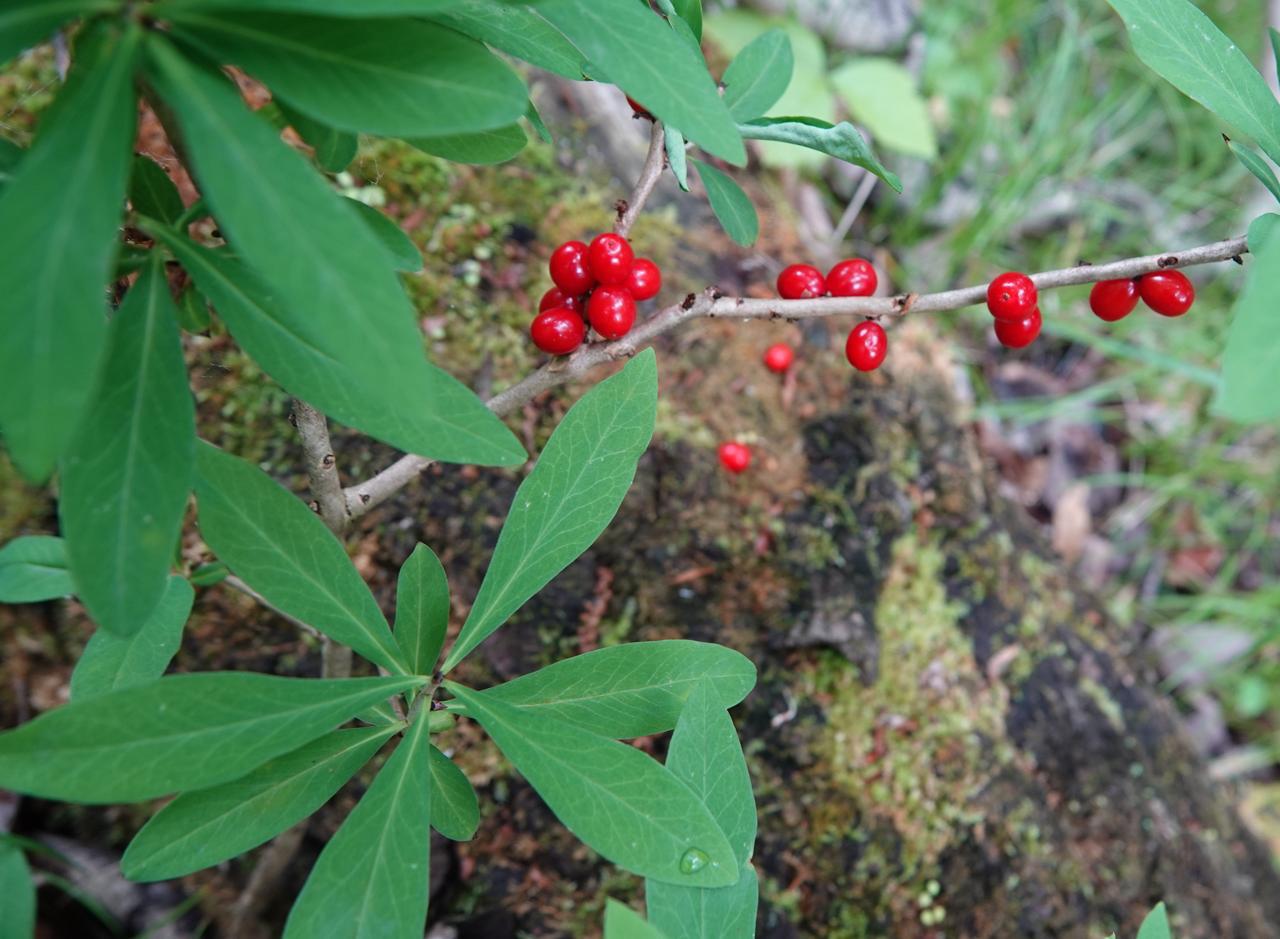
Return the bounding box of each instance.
[292,399,348,535]
[615,120,667,238]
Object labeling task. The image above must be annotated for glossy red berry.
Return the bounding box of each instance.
[1138,270,1195,317]
[845,321,887,372]
[718,441,752,474]
[827,259,878,297]
[777,264,826,300]
[587,286,636,340]
[625,95,652,120]
[994,306,1042,348]
[627,258,662,301]
[540,287,584,315]
[763,342,795,373]
[549,241,595,295]
[1089,279,1139,322]
[987,272,1038,322]
[587,233,635,287]
[530,308,586,355]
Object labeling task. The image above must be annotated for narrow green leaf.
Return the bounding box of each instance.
[0,840,34,939]
[0,137,23,192]
[143,40,524,467]
[59,257,196,637]
[0,673,422,803]
[481,641,756,738]
[605,900,668,939]
[408,124,528,165]
[831,58,938,159]
[648,863,758,939]
[432,1,586,80]
[356,700,402,727]
[1137,902,1172,939]
[1107,0,1280,163]
[1272,28,1280,89]
[394,544,450,676]
[0,21,140,482]
[664,127,689,191]
[154,0,467,14]
[652,0,702,56]
[129,155,184,224]
[447,683,738,888]
[1229,141,1280,204]
[690,159,758,248]
[175,284,212,333]
[284,707,434,939]
[444,350,658,671]
[193,440,407,674]
[668,0,702,41]
[70,576,194,701]
[525,101,553,144]
[123,725,398,882]
[0,535,72,603]
[536,0,744,165]
[347,199,422,273]
[739,117,903,191]
[722,29,793,122]
[0,1,115,66]
[428,745,479,841]
[165,11,526,138]
[1218,215,1280,422]
[278,101,358,173]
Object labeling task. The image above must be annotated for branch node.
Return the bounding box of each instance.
[1233,255,1244,265]
[615,199,628,222]
[1158,255,1179,268]
[681,293,696,310]
[321,453,335,468]
[360,492,371,504]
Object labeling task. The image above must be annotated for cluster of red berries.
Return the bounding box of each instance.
[777,259,888,373]
[1089,270,1195,322]
[530,233,662,355]
[985,272,1044,348]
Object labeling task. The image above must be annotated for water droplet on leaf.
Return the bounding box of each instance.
[679,848,708,874]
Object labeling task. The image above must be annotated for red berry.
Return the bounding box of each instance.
[827,258,878,297]
[1089,279,1139,322]
[845,321,887,372]
[993,306,1042,348]
[625,95,652,120]
[777,264,826,300]
[1138,270,1195,317]
[549,241,595,295]
[540,287,585,315]
[587,233,635,287]
[762,342,794,373]
[627,258,662,301]
[587,286,636,340]
[718,441,751,474]
[987,272,1037,322]
[530,308,585,355]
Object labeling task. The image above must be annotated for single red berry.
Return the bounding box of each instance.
[718,441,752,474]
[530,308,586,355]
[549,241,595,295]
[539,287,585,315]
[627,258,662,301]
[1137,270,1195,317]
[994,306,1042,348]
[762,342,794,373]
[845,321,887,372]
[1089,279,1139,322]
[587,233,635,287]
[625,94,653,120]
[587,286,637,340]
[777,264,827,300]
[987,272,1038,322]
[827,258,878,297]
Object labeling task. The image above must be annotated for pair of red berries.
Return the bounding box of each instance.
[986,272,1043,349]
[776,259,888,373]
[530,233,662,355]
[1089,270,1195,322]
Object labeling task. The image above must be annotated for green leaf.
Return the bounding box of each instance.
[830,58,937,159]
[284,707,434,939]
[443,350,658,671]
[536,0,744,165]
[664,127,689,191]
[668,0,702,41]
[1107,0,1280,163]
[70,576,194,701]
[0,21,140,482]
[480,641,756,738]
[194,440,408,674]
[432,1,586,80]
[0,1,115,66]
[525,101,553,144]
[690,159,758,248]
[648,864,758,939]
[59,257,195,637]
[123,725,398,882]
[408,124,528,165]
[165,11,526,138]
[155,0,467,13]
[1229,141,1280,204]
[347,199,422,273]
[740,117,902,191]
[356,700,402,727]
[604,900,668,939]
[0,535,72,603]
[722,29,793,122]
[1137,902,1172,939]
[278,101,358,173]
[0,136,23,192]
[143,40,524,467]
[428,744,479,841]
[0,840,34,939]
[129,155,185,224]
[0,672,422,803]
[394,544,450,676]
[446,683,738,887]
[175,283,212,333]
[1272,29,1280,88]
[1218,214,1280,422]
